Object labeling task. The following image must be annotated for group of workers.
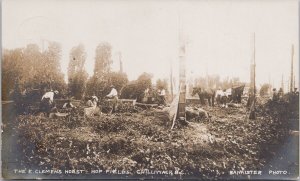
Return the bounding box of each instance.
[272,87,299,101]
[144,88,166,105]
[40,85,119,116]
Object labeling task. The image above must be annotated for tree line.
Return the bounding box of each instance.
[2,42,169,102]
[4,41,256,102]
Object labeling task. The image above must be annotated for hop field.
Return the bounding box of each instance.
[4,98,298,179]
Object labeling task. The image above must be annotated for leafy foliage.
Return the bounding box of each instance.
[14,99,293,179]
[2,43,66,100]
[68,44,88,99]
[85,42,128,100]
[94,42,112,77]
[193,75,243,90]
[156,79,168,90]
[86,72,128,100]
[120,72,153,101]
[259,83,271,97]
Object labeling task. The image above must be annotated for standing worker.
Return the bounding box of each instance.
[272,88,279,101]
[106,85,118,113]
[278,88,284,99]
[159,88,166,105]
[143,88,149,103]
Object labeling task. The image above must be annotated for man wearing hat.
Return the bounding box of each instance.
[106,85,118,113]
[40,90,59,115]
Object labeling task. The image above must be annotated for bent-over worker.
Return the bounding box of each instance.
[40,90,59,116]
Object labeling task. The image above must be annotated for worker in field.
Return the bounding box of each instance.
[62,99,76,109]
[143,88,149,103]
[86,96,98,107]
[272,88,279,101]
[294,88,299,95]
[278,88,284,99]
[40,90,59,115]
[106,85,118,113]
[159,88,166,105]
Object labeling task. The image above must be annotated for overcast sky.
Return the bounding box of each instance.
[3,0,299,89]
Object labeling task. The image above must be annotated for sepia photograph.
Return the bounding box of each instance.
[1,0,299,180]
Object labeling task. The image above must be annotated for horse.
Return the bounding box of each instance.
[192,87,215,106]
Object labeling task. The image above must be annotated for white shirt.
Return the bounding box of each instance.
[41,92,55,102]
[86,100,97,108]
[160,89,166,96]
[225,88,232,96]
[107,88,118,97]
[215,90,227,98]
[63,102,75,108]
[144,88,149,94]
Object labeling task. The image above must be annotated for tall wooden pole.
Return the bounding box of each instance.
[177,12,186,119]
[170,61,174,101]
[268,74,271,95]
[288,79,290,93]
[294,75,296,91]
[249,33,256,120]
[290,44,294,92]
[281,74,284,93]
[118,52,123,73]
[253,33,256,114]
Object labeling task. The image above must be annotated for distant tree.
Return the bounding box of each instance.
[20,42,66,92]
[85,42,113,100]
[120,72,153,101]
[2,48,23,100]
[108,72,128,92]
[68,44,86,78]
[206,75,220,89]
[68,44,88,99]
[42,42,65,92]
[136,72,153,90]
[2,43,66,100]
[193,75,243,90]
[86,76,99,97]
[259,83,271,97]
[231,77,241,85]
[94,42,112,78]
[86,71,128,100]
[86,42,127,100]
[156,79,168,90]
[22,44,43,88]
[221,77,231,90]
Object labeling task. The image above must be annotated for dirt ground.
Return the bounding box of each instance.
[3,97,299,179]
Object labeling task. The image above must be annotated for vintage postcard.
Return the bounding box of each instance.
[2,0,299,180]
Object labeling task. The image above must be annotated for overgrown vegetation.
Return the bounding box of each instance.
[14,98,294,179]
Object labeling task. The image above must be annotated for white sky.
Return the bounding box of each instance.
[2,0,299,89]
